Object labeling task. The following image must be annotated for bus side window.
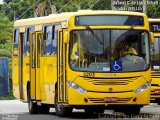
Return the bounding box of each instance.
[14,29,19,48]
[43,25,54,56]
[13,29,19,56]
[24,30,28,56]
[24,28,34,56]
[51,24,61,55]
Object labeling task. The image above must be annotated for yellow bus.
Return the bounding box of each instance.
[13,10,152,116]
[149,18,160,104]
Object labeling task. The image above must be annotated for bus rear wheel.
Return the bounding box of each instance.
[27,86,39,114]
[54,89,73,117]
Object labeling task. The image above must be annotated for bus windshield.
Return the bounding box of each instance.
[69,29,150,72]
[151,37,160,70]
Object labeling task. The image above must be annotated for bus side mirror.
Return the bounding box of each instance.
[64,31,69,44]
[150,32,154,44]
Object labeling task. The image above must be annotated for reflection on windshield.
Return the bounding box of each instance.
[69,29,150,72]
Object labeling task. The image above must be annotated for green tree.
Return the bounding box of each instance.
[93,0,111,10]
[147,0,160,18]
[1,0,33,21]
[0,13,13,44]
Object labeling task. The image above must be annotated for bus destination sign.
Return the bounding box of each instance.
[150,23,160,32]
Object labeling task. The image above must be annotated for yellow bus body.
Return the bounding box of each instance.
[149,18,160,104]
[12,10,151,115]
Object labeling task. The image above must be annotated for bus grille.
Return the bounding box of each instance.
[151,90,160,96]
[151,84,159,87]
[151,72,160,78]
[83,76,141,85]
[88,97,133,103]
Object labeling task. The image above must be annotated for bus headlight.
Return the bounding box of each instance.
[134,81,151,94]
[68,81,87,94]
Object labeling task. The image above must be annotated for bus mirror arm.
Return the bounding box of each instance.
[150,32,154,44]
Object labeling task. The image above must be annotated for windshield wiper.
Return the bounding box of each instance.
[85,26,103,45]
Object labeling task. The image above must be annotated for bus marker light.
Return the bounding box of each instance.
[154,89,160,94]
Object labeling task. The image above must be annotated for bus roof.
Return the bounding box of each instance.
[149,18,160,23]
[14,10,148,28]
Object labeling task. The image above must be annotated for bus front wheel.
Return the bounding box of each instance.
[54,89,73,117]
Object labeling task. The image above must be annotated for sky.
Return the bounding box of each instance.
[0,0,3,4]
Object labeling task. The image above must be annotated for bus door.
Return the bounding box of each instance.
[19,33,24,100]
[57,29,67,103]
[30,32,42,100]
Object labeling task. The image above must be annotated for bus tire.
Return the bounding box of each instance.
[27,86,39,114]
[54,89,73,117]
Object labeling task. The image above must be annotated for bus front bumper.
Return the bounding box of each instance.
[67,86,150,105]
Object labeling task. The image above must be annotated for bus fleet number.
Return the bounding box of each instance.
[83,72,95,77]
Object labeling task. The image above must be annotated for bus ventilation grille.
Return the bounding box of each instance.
[83,76,140,85]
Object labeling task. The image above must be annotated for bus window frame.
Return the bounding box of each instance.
[74,15,144,26]
[24,27,35,57]
[42,24,61,56]
[42,25,55,56]
[68,28,150,73]
[13,28,19,56]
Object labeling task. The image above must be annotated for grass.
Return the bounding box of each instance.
[0,95,15,100]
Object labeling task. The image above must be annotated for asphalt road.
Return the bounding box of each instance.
[0,100,160,120]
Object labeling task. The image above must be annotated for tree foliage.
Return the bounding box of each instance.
[0,0,160,21]
[1,0,34,21]
[147,0,160,18]
[0,13,12,44]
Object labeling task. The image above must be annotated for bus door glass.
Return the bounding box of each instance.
[30,30,42,100]
[19,32,24,99]
[57,29,67,103]
[29,29,36,99]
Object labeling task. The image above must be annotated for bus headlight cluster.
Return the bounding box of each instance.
[134,81,151,94]
[68,81,87,94]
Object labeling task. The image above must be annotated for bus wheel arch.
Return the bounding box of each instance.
[54,87,73,117]
[27,81,39,114]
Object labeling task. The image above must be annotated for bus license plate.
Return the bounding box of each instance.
[154,89,160,94]
[104,97,117,103]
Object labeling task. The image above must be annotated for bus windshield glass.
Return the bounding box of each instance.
[69,29,150,72]
[151,37,160,70]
